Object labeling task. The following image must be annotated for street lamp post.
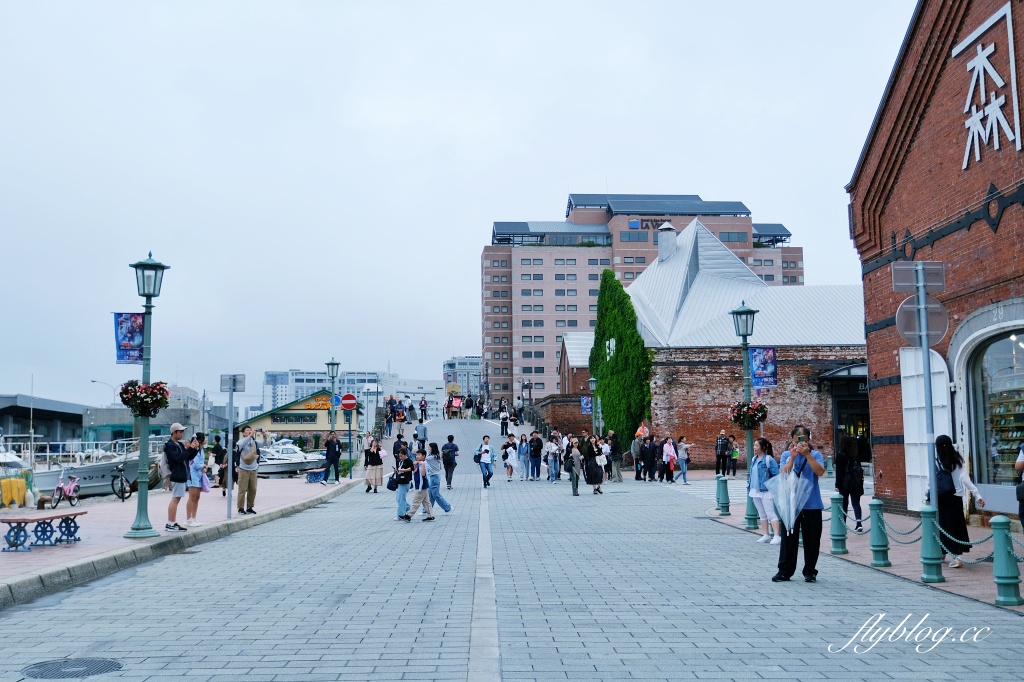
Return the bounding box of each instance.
[730,301,760,532]
[90,379,118,406]
[587,377,603,436]
[326,358,340,483]
[124,252,169,539]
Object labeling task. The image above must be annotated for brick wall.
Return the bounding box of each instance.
[650,346,865,468]
[536,394,592,436]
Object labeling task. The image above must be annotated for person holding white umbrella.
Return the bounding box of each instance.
[772,425,825,583]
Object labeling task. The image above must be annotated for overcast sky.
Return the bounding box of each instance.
[0,1,916,407]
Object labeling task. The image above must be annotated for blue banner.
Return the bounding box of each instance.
[750,347,777,389]
[580,396,593,414]
[115,313,144,365]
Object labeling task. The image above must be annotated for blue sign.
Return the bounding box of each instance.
[750,347,778,389]
[628,219,640,229]
[114,313,143,365]
[331,394,342,407]
[580,396,593,414]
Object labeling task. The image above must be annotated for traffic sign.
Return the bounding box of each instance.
[331,394,341,407]
[220,374,245,392]
[892,261,945,293]
[340,393,357,410]
[896,294,949,347]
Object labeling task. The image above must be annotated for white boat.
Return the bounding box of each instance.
[257,439,325,476]
[31,455,140,497]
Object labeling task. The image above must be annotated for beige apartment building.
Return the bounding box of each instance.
[480,194,805,403]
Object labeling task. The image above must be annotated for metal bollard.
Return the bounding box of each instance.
[715,475,723,510]
[920,505,945,583]
[869,499,891,567]
[830,493,848,555]
[991,516,1024,606]
[825,455,834,478]
[717,476,731,516]
[744,487,759,530]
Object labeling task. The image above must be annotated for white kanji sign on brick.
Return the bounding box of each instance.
[952,2,1021,170]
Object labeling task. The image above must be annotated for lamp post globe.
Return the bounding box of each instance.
[124,252,170,539]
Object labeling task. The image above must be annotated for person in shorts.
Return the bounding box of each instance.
[164,423,190,532]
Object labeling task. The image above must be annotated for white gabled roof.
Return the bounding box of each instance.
[561,332,595,368]
[628,219,865,348]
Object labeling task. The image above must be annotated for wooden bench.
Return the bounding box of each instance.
[305,468,326,484]
[0,510,87,553]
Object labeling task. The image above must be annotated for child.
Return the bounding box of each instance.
[503,436,518,481]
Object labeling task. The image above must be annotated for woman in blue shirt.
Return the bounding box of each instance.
[748,438,780,545]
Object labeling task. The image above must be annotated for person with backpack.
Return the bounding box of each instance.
[748,437,781,545]
[833,435,864,533]
[934,435,984,569]
[475,435,493,488]
[441,435,459,489]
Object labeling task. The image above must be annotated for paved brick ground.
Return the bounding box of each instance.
[0,418,1022,681]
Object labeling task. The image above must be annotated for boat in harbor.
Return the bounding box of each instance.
[2,437,147,498]
[258,439,325,476]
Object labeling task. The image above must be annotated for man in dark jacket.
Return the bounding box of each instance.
[528,431,544,481]
[323,431,341,485]
[715,430,731,476]
[164,423,194,533]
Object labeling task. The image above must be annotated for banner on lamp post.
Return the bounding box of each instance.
[115,313,144,365]
[750,347,777,389]
[580,396,593,415]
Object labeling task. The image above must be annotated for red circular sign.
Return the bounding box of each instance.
[340,393,357,410]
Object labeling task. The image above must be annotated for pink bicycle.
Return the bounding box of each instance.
[51,466,81,508]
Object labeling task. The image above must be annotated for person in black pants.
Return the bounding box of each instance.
[322,431,341,485]
[715,430,731,476]
[773,425,826,583]
[641,436,658,481]
[441,435,459,489]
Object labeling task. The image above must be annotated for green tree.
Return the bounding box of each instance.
[589,269,651,438]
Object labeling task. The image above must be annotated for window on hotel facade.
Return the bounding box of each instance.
[522,320,532,327]
[522,305,532,311]
[589,289,599,296]
[521,289,531,296]
[555,335,562,342]
[533,305,543,311]
[521,274,531,280]
[494,383,502,390]
[636,257,646,263]
[719,232,747,242]
[588,259,599,265]
[534,351,544,358]
[557,320,566,327]
[567,305,577,311]
[492,260,500,267]
[534,336,544,342]
[624,272,634,279]
[972,330,1024,486]
[600,259,610,265]
[763,275,774,282]
[521,259,531,266]
[500,275,508,282]
[782,261,789,269]
[533,320,543,327]
[523,351,533,359]
[589,319,597,327]
[620,232,648,242]
[790,261,798,268]
[783,276,790,283]
[533,259,543,265]
[589,305,597,312]
[567,320,578,327]
[753,259,762,266]
[501,321,509,328]
[501,352,508,359]
[533,367,544,373]
[534,383,545,389]
[555,259,565,265]
[624,257,634,263]
[566,274,576,280]
[500,306,508,313]
[567,259,576,265]
[567,289,577,296]
[533,289,543,296]
[556,289,565,296]
[522,336,532,342]
[522,367,533,374]
[550,234,580,245]
[556,304,566,311]
[555,274,565,280]
[501,260,508,267]
[500,291,508,297]
[588,273,599,280]
[763,259,774,266]
[533,274,543,280]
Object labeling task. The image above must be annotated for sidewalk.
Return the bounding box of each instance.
[699,469,1024,612]
[0,475,360,610]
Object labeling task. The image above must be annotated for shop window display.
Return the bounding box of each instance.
[973,331,1024,486]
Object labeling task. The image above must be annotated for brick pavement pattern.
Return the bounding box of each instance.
[1,418,1023,681]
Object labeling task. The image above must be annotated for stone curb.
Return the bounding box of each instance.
[0,478,361,612]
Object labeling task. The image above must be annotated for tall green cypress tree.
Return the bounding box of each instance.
[588,269,651,437]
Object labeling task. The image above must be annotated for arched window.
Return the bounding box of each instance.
[971,330,1024,486]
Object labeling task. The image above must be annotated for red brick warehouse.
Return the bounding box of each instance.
[848,0,1024,518]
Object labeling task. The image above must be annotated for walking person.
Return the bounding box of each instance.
[581,435,603,494]
[608,430,623,482]
[728,434,739,477]
[414,419,428,454]
[400,451,435,522]
[476,435,494,488]
[419,396,428,421]
[393,448,413,520]
[425,443,452,513]
[934,435,984,568]
[502,435,518,481]
[441,435,459,489]
[211,434,228,495]
[185,432,207,527]
[235,426,262,515]
[748,438,781,545]
[772,425,826,583]
[834,435,864,533]
[528,431,544,481]
[642,435,658,482]
[499,407,509,437]
[384,398,395,437]
[517,433,530,481]
[715,429,730,476]
[322,431,342,485]
[566,438,582,496]
[544,434,562,483]
[364,439,384,493]
[164,423,191,532]
[676,436,692,484]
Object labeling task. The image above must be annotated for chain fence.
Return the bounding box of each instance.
[878,516,922,544]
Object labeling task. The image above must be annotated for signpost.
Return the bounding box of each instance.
[892,261,947,582]
[341,393,357,478]
[220,374,245,519]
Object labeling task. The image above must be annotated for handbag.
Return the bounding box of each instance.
[386,475,399,491]
[241,439,259,465]
[596,454,607,467]
[935,465,956,500]
[200,473,212,493]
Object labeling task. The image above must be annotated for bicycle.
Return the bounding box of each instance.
[111,463,133,501]
[51,466,81,508]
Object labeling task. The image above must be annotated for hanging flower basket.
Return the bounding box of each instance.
[120,380,170,418]
[729,401,768,430]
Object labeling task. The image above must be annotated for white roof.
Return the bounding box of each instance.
[627,219,866,348]
[561,332,595,368]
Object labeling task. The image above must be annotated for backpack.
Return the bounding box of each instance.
[441,443,457,466]
[845,458,865,494]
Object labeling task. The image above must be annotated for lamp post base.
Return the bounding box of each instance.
[124,526,160,539]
